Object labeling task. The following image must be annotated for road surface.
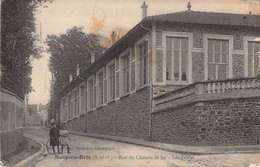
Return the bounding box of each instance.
[23,127,260,167]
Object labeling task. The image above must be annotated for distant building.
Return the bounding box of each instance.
[58,3,260,146]
[28,104,41,126]
[39,104,47,125]
[29,104,37,113]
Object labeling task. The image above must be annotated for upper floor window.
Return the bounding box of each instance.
[108,63,115,101]
[248,41,260,77]
[121,54,130,95]
[97,71,104,106]
[166,37,188,82]
[138,41,148,86]
[208,39,229,80]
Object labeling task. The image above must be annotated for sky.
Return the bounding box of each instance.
[28,0,260,105]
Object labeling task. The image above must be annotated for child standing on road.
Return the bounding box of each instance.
[60,123,70,153]
[49,122,60,154]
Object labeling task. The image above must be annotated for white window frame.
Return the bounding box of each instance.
[107,59,116,102]
[244,36,260,77]
[96,68,104,107]
[135,35,149,88]
[119,48,130,96]
[204,34,233,80]
[163,32,193,85]
[87,76,94,111]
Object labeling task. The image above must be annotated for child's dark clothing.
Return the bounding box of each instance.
[49,127,60,146]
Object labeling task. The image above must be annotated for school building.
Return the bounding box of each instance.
[58,3,260,146]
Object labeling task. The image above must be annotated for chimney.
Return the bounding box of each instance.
[111,31,117,44]
[76,64,80,76]
[141,1,148,19]
[69,74,73,82]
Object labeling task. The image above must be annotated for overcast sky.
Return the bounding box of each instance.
[28,0,260,105]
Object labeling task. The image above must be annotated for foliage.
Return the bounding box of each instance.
[45,26,104,94]
[1,0,51,99]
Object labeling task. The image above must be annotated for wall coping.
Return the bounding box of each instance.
[153,76,258,100]
[0,88,24,102]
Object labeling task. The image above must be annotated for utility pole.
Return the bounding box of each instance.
[51,72,56,123]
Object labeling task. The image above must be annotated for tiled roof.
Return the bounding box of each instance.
[146,11,260,27]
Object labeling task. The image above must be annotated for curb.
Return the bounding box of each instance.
[68,131,260,155]
[42,128,260,155]
[13,139,45,167]
[68,131,209,155]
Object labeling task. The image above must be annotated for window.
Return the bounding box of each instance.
[73,89,78,116]
[65,97,68,121]
[208,39,228,80]
[97,72,104,106]
[108,63,115,101]
[248,41,260,77]
[68,94,72,118]
[122,54,130,95]
[138,41,148,86]
[62,98,66,121]
[79,85,84,113]
[166,37,188,82]
[87,79,94,110]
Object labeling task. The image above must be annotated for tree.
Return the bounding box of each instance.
[1,0,52,99]
[46,26,104,92]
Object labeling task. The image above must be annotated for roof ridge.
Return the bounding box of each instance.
[146,10,260,19]
[147,10,188,19]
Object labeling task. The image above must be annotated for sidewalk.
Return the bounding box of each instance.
[67,130,260,155]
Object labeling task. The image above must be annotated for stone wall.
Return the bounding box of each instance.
[232,54,245,78]
[0,89,25,133]
[66,86,151,140]
[151,98,260,146]
[192,52,205,82]
[66,114,86,132]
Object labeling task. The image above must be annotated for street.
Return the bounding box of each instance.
[23,127,260,167]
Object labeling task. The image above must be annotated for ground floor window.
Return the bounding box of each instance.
[248,41,260,77]
[108,63,115,101]
[87,79,94,110]
[121,54,130,95]
[138,41,148,86]
[166,37,188,83]
[97,72,103,106]
[208,39,229,80]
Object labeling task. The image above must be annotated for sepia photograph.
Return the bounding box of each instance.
[1,0,260,166]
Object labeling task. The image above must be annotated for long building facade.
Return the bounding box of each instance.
[58,9,260,146]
